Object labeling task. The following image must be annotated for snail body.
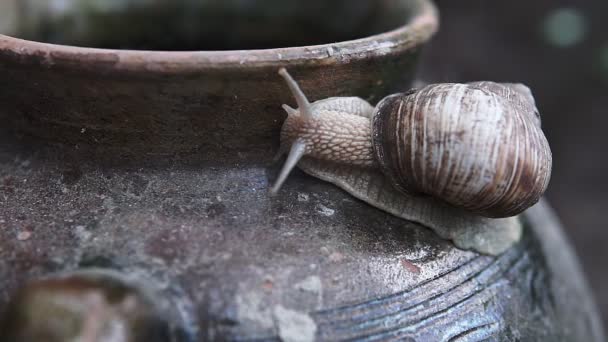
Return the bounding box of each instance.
[271,68,552,254]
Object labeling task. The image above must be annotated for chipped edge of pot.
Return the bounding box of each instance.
[0,0,438,74]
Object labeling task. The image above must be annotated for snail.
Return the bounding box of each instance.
[270,68,552,255]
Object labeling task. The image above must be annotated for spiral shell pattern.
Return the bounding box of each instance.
[372,83,552,218]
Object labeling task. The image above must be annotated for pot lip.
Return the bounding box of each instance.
[0,0,438,74]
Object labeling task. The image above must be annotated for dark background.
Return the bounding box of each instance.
[421,0,608,329]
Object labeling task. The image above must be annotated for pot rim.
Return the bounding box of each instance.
[0,0,438,74]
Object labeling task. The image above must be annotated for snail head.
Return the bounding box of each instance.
[269,68,316,194]
[270,68,376,194]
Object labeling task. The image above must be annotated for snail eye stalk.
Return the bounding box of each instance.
[270,139,307,194]
[278,68,314,121]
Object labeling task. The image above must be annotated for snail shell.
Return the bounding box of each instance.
[372,83,552,218]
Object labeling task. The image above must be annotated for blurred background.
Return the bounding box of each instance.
[422,0,608,328]
[0,0,606,331]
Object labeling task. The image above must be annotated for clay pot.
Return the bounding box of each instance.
[0,0,437,163]
[0,0,604,341]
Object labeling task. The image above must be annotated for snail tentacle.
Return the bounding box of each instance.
[278,68,314,120]
[282,104,299,116]
[270,139,307,194]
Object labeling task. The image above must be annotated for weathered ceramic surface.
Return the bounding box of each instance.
[0,138,604,341]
